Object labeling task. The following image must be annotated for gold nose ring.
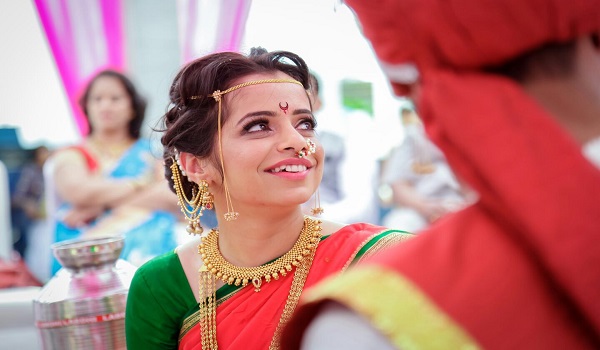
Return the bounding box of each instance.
[296,139,316,158]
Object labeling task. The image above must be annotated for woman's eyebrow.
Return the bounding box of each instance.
[236,111,277,126]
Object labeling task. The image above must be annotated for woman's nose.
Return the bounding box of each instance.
[278,125,308,153]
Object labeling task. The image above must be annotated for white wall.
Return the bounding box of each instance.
[0,1,80,149]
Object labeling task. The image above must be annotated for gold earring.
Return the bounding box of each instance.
[170,158,214,235]
[311,188,324,215]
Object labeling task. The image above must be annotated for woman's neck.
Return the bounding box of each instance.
[214,208,307,267]
[88,131,134,146]
[86,132,135,169]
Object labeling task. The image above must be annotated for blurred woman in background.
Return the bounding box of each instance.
[47,70,179,276]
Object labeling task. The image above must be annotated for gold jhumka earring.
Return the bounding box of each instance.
[296,138,324,215]
[170,156,214,235]
[311,190,324,216]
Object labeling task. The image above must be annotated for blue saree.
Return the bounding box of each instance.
[51,139,177,274]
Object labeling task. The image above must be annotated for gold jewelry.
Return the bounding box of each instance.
[268,221,320,350]
[296,138,316,159]
[197,216,322,349]
[311,188,324,215]
[199,216,321,291]
[170,160,214,235]
[411,161,436,174]
[192,79,306,221]
[174,149,187,177]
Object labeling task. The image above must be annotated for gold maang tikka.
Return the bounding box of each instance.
[170,156,214,235]
[191,78,308,222]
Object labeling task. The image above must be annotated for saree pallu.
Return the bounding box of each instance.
[125,223,412,349]
[52,139,177,274]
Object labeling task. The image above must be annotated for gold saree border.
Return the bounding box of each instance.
[179,286,240,340]
[303,265,481,350]
[342,230,413,272]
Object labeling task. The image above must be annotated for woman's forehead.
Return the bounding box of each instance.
[90,76,125,93]
[226,73,309,107]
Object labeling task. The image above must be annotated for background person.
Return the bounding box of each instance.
[11,145,50,259]
[380,106,473,232]
[47,69,180,277]
[282,0,600,348]
[125,47,411,349]
[303,73,380,224]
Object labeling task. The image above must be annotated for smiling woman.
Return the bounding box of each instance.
[124,47,413,350]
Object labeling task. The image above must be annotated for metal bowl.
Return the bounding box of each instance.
[52,236,125,271]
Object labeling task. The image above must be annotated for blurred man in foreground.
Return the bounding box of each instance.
[282,0,600,348]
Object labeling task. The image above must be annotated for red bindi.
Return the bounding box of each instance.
[279,102,289,114]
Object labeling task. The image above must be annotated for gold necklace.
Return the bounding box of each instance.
[88,138,132,158]
[197,216,322,349]
[198,216,322,292]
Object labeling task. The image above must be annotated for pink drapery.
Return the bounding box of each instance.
[177,0,252,63]
[33,0,125,136]
[33,0,252,135]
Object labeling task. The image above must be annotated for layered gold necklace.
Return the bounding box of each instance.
[197,216,322,349]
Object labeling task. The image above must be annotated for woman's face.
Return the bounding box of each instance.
[86,76,134,135]
[212,72,324,210]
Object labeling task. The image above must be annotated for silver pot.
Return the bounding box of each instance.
[33,236,137,349]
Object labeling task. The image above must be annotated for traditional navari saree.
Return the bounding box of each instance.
[125,222,412,349]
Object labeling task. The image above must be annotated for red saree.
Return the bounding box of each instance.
[178,223,411,349]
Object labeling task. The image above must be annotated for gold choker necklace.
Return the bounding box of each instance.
[198,216,322,292]
[196,216,322,349]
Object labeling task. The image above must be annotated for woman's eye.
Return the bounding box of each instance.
[245,122,269,132]
[297,119,316,130]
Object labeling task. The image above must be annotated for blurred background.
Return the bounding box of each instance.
[0,0,404,149]
[0,2,465,347]
[1,0,410,259]
[0,0,414,272]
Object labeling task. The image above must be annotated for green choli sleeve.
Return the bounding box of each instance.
[126,251,196,350]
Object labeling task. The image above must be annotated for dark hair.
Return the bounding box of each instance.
[487,40,577,83]
[161,47,311,196]
[78,69,147,139]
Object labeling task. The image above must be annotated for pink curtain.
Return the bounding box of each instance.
[177,0,253,63]
[33,0,125,136]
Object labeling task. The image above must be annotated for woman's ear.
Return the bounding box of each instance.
[178,152,210,184]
